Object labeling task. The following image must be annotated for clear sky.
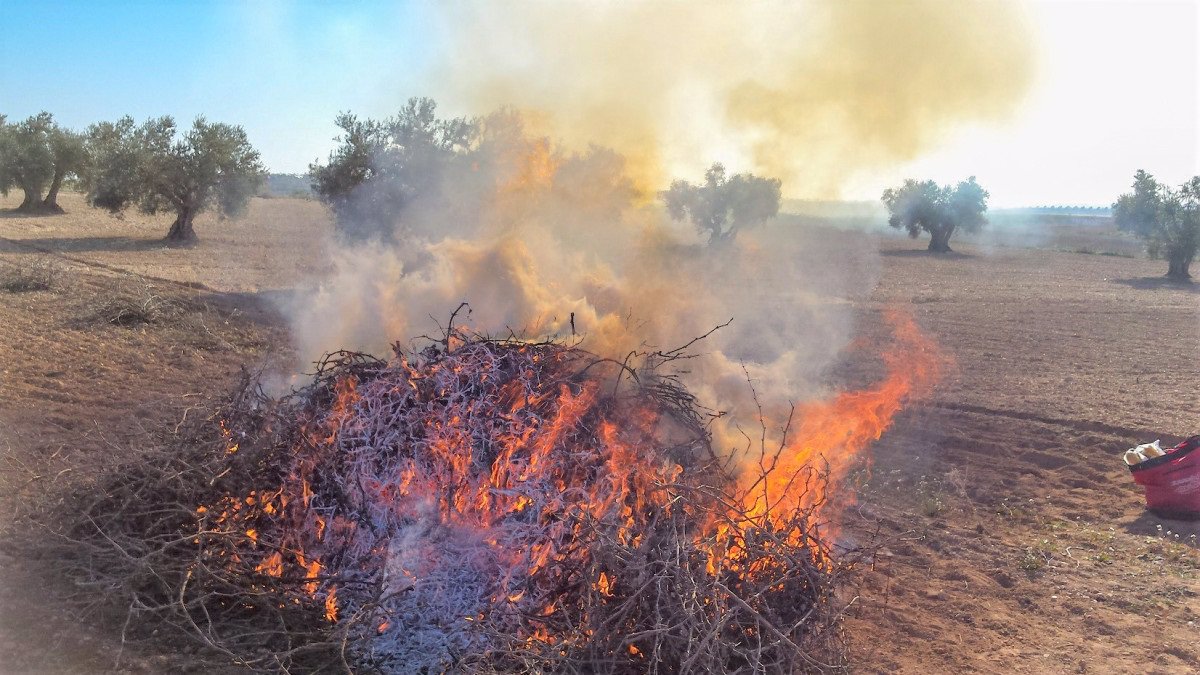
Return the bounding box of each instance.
[881,0,1200,208]
[1,0,1197,207]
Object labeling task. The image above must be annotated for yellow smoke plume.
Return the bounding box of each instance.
[430,0,1036,197]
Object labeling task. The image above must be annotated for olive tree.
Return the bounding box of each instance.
[0,112,88,213]
[0,112,55,212]
[881,176,989,253]
[0,114,9,198]
[84,116,142,213]
[85,116,265,243]
[310,97,476,241]
[41,125,88,212]
[1113,170,1199,280]
[659,163,782,245]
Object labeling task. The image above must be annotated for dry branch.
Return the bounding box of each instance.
[9,328,854,673]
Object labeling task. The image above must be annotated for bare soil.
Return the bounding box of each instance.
[0,193,1196,673]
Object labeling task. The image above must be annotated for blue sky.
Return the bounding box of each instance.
[2,1,1197,206]
[1,1,440,173]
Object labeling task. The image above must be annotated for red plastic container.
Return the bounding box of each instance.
[1129,436,1200,518]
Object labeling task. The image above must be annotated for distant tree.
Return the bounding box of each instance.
[0,114,9,198]
[881,176,989,253]
[659,163,782,245]
[0,112,56,212]
[83,116,142,212]
[85,116,265,244]
[310,97,477,241]
[1113,170,1199,280]
[41,125,88,212]
[260,173,313,199]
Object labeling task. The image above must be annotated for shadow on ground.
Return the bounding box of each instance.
[0,236,168,254]
[1111,276,1198,293]
[1122,510,1200,547]
[0,209,61,220]
[879,248,976,260]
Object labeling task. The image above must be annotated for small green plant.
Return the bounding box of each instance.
[1020,539,1055,572]
[920,494,945,517]
[914,475,946,516]
[1019,549,1044,572]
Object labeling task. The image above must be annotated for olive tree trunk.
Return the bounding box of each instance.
[927,224,956,253]
[16,187,44,212]
[164,207,198,244]
[40,170,67,213]
[1166,254,1192,280]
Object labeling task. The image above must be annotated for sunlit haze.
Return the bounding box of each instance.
[2,0,1196,206]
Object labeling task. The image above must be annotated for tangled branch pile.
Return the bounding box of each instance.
[17,330,853,673]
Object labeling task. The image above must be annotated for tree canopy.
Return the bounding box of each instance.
[659,163,782,245]
[0,112,57,212]
[83,116,265,243]
[1113,170,1199,280]
[881,177,989,253]
[41,124,88,212]
[0,112,91,213]
[310,98,476,241]
[309,98,646,245]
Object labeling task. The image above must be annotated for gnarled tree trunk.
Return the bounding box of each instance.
[40,170,67,214]
[16,187,44,213]
[927,224,955,253]
[164,207,198,244]
[1166,255,1192,280]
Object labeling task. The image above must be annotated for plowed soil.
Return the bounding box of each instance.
[0,193,1196,673]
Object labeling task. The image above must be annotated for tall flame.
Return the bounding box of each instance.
[740,310,941,527]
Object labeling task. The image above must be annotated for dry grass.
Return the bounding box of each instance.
[0,256,63,293]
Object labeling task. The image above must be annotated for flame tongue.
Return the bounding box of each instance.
[738,310,941,529]
[200,312,940,667]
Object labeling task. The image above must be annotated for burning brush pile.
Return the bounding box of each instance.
[19,314,936,673]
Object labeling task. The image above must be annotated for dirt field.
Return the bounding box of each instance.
[0,193,1196,673]
[845,241,1199,673]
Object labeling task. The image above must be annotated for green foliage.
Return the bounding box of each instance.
[309,98,643,244]
[310,97,477,241]
[0,112,56,209]
[83,116,142,212]
[1113,170,1200,279]
[260,173,313,198]
[41,124,89,210]
[881,176,989,252]
[83,116,265,242]
[659,163,782,244]
[0,111,90,211]
[0,114,9,196]
[46,127,88,170]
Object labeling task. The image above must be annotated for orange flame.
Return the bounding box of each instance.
[740,310,941,528]
[325,587,339,622]
[500,138,557,197]
[198,308,941,656]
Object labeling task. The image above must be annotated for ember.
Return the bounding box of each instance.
[25,312,938,673]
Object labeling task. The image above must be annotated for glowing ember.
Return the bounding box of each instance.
[190,314,939,670]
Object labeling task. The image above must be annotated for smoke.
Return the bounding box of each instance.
[284,122,880,456]
[286,0,1018,454]
[428,0,1036,198]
